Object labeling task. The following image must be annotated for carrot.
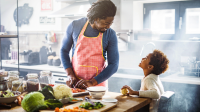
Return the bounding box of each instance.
[55,107,59,112]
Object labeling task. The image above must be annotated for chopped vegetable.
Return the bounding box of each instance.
[71,88,85,93]
[48,84,54,87]
[0,90,15,97]
[79,102,104,110]
[55,106,90,112]
[21,92,48,112]
[44,99,63,109]
[39,85,55,100]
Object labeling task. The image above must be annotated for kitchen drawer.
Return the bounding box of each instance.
[51,72,68,84]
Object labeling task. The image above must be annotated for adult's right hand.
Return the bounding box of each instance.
[65,68,77,88]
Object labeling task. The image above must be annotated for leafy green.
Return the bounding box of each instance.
[21,92,48,112]
[79,102,104,110]
[39,86,55,100]
[2,90,14,97]
[44,99,63,109]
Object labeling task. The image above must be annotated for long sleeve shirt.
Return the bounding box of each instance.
[139,74,164,112]
[60,18,119,84]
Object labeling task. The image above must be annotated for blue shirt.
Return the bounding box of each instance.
[60,18,119,84]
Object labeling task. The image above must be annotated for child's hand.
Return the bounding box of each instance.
[121,85,134,95]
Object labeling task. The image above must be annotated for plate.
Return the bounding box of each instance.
[69,98,83,103]
[102,99,118,103]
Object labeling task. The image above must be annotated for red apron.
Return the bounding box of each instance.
[72,21,107,87]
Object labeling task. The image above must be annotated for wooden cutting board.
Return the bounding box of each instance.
[40,100,117,112]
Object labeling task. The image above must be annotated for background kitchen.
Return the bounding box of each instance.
[1,0,200,111]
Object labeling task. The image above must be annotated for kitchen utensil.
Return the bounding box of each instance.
[85,96,95,106]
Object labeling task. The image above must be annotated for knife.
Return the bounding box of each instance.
[85,97,95,106]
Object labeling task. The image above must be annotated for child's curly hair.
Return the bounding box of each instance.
[149,49,169,75]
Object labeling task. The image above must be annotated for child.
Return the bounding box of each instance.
[121,49,169,112]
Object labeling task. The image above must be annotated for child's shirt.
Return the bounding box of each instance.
[139,74,164,112]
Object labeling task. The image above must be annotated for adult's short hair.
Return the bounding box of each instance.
[149,49,170,75]
[87,0,117,24]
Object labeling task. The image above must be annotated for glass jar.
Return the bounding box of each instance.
[39,71,51,89]
[27,73,39,92]
[7,73,19,90]
[12,76,24,92]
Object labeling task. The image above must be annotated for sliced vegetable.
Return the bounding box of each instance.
[79,102,104,110]
[55,106,90,112]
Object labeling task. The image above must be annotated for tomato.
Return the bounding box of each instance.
[48,84,54,87]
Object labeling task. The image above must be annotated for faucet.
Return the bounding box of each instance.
[140,42,156,57]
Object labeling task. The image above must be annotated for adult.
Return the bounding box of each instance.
[60,0,119,88]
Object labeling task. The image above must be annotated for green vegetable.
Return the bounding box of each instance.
[79,101,105,110]
[39,86,55,100]
[2,90,14,97]
[21,92,48,112]
[44,99,63,109]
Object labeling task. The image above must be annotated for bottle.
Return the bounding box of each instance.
[39,71,51,89]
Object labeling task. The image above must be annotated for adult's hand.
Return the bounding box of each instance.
[75,78,98,89]
[65,68,78,88]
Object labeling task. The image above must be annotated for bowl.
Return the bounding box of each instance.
[0,91,21,103]
[87,86,107,99]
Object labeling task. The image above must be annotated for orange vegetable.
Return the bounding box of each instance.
[54,106,90,112]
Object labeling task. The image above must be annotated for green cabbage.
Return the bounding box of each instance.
[21,92,48,112]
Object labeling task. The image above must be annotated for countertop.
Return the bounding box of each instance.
[0,92,151,112]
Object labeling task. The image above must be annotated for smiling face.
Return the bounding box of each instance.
[93,17,114,33]
[139,53,153,70]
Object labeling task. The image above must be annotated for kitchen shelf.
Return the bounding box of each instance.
[0,35,18,38]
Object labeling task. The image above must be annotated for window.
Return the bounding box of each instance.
[186,8,200,34]
[151,9,175,34]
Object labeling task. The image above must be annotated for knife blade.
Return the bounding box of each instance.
[85,97,95,106]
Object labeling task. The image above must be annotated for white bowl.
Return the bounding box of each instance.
[0,91,21,103]
[87,86,107,99]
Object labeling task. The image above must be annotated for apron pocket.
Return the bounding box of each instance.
[75,65,98,80]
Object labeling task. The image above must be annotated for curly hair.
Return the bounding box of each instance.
[149,49,169,75]
[87,0,117,24]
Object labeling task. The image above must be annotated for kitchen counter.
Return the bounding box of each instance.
[0,92,152,112]
[2,63,65,73]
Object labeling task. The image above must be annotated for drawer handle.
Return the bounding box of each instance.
[58,78,64,81]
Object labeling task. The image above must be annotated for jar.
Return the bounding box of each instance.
[39,71,51,89]
[0,79,7,91]
[7,73,19,90]
[27,73,39,92]
[12,76,24,92]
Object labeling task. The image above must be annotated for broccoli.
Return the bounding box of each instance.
[39,86,55,100]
